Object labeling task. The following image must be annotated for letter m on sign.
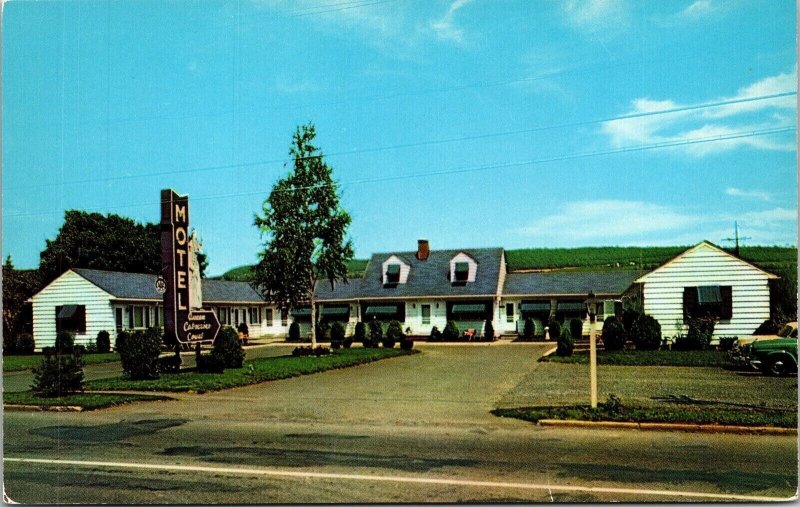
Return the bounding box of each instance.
[175,204,186,223]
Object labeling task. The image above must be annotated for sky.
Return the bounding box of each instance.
[2,0,797,277]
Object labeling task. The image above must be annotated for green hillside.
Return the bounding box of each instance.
[217,259,370,282]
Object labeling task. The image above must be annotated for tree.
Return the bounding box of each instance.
[252,124,354,347]
[38,210,208,284]
[2,256,41,344]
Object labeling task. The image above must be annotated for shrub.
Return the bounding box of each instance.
[32,349,85,397]
[315,321,330,342]
[4,332,16,354]
[330,322,345,349]
[85,342,98,354]
[547,319,561,343]
[15,333,35,355]
[601,316,626,352]
[622,309,641,343]
[158,354,182,373]
[556,324,573,356]
[74,344,87,355]
[442,320,459,341]
[684,316,715,351]
[429,326,442,342]
[119,328,162,380]
[631,314,662,351]
[343,335,353,349]
[288,321,301,342]
[96,330,111,353]
[355,322,367,346]
[400,336,414,350]
[718,336,737,351]
[753,318,782,335]
[55,331,75,354]
[569,318,583,341]
[213,326,245,369]
[604,394,622,415]
[368,320,383,347]
[484,320,495,342]
[523,317,535,340]
[115,330,131,353]
[196,353,225,373]
[291,345,332,357]
[384,320,402,348]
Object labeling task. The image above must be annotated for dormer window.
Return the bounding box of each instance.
[385,264,401,284]
[454,262,469,282]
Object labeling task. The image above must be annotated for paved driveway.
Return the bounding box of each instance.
[4,343,797,503]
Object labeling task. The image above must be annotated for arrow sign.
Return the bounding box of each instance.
[181,309,221,344]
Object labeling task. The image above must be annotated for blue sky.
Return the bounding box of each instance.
[3,0,797,276]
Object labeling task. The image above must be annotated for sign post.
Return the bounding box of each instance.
[585,292,599,408]
[161,189,220,348]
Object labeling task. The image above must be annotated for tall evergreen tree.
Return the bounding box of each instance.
[252,123,354,347]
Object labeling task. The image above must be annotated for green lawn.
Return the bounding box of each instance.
[3,352,120,372]
[542,349,727,367]
[3,391,172,410]
[493,402,797,428]
[87,347,416,393]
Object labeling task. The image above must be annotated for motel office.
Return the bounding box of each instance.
[29,240,776,349]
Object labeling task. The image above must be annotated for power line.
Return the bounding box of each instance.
[5,125,794,218]
[6,91,796,191]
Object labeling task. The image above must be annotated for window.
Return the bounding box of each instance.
[56,305,86,334]
[281,309,288,326]
[506,303,514,323]
[683,286,732,320]
[234,309,239,325]
[144,307,151,328]
[217,307,229,325]
[603,300,615,317]
[115,308,123,331]
[265,309,273,326]
[127,306,134,329]
[385,264,401,284]
[454,262,469,282]
[421,304,431,325]
[154,306,160,327]
[134,307,144,328]
[250,307,262,324]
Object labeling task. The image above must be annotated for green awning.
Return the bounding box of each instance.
[292,308,312,317]
[455,262,469,273]
[451,303,486,313]
[365,305,399,315]
[386,264,401,275]
[697,285,722,305]
[57,305,79,319]
[321,306,349,316]
[557,302,586,311]
[521,302,550,312]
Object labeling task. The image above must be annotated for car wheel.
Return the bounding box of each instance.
[764,356,793,376]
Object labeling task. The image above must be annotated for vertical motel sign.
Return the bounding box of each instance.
[160,189,219,345]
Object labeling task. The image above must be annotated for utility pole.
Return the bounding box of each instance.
[722,221,752,256]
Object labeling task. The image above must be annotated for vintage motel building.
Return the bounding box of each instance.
[28,240,777,349]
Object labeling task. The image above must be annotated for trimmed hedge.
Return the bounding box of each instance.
[602,316,626,352]
[96,330,111,354]
[32,349,85,397]
[213,326,245,369]
[556,323,573,356]
[631,315,662,351]
[117,328,163,380]
[384,320,402,348]
[16,333,35,355]
[442,320,459,341]
[55,331,75,354]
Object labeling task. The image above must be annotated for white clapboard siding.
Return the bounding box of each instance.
[637,242,776,339]
[30,270,116,351]
[381,255,411,284]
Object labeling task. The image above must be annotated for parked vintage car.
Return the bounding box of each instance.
[736,321,797,347]
[748,336,797,376]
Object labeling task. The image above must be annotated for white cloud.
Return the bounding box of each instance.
[601,68,797,156]
[516,200,797,246]
[679,0,717,19]
[562,0,628,36]
[516,200,698,241]
[724,187,772,202]
[430,0,473,44]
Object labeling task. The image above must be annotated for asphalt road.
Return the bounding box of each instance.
[3,343,797,503]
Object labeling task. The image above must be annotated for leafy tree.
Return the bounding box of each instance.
[38,210,207,284]
[2,256,41,344]
[252,123,354,347]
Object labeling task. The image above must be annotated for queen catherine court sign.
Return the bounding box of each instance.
[160,189,220,346]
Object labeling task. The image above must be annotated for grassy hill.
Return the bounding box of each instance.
[218,246,795,279]
[217,259,370,281]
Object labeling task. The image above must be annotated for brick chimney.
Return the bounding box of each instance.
[417,239,430,261]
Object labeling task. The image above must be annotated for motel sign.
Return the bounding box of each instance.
[160,189,220,345]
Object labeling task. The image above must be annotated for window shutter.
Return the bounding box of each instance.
[720,286,733,320]
[683,287,698,320]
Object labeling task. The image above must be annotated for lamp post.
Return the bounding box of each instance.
[586,291,599,408]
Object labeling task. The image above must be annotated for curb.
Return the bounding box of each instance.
[537,419,797,435]
[4,404,84,412]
